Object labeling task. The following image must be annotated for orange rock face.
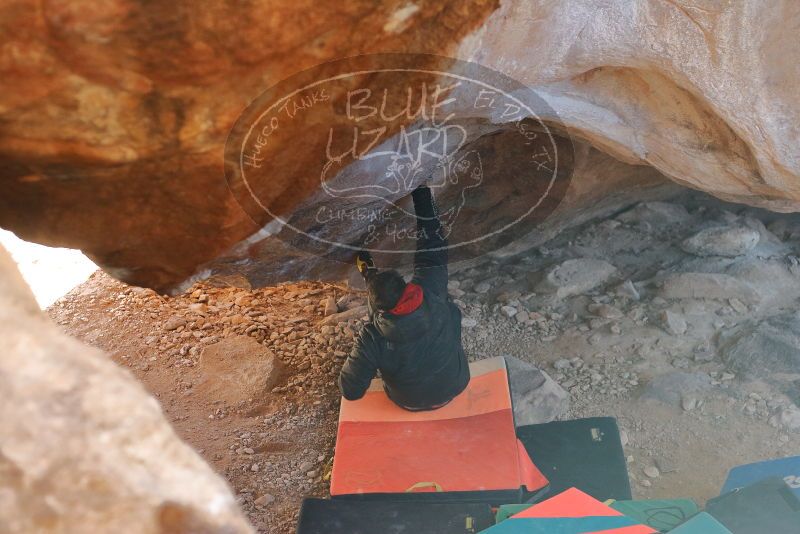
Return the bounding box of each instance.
[0,0,498,291]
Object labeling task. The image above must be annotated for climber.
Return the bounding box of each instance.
[338,185,470,411]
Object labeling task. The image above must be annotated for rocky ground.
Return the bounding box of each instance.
[48,190,800,533]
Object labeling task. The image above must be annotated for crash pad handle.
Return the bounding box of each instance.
[405,481,444,493]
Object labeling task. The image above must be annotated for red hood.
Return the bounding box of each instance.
[389,283,424,316]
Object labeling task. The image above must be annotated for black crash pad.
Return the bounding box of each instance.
[516,417,632,501]
[296,498,494,534]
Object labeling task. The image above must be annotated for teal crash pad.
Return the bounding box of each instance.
[667,512,732,533]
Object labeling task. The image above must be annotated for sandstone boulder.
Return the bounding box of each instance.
[505,355,570,426]
[535,258,617,299]
[681,226,760,257]
[0,246,252,533]
[465,1,800,211]
[659,272,762,305]
[0,0,500,292]
[640,372,713,407]
[718,312,800,381]
[0,1,798,291]
[195,335,286,409]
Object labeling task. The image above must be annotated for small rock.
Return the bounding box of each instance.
[640,479,652,488]
[495,291,521,304]
[655,457,678,474]
[619,429,629,447]
[681,225,760,257]
[535,258,617,299]
[320,325,335,336]
[661,310,687,336]
[254,494,275,508]
[188,303,208,315]
[461,317,478,329]
[500,305,518,318]
[163,316,187,331]
[643,466,660,478]
[681,395,698,411]
[474,280,492,294]
[588,303,623,319]
[323,296,338,316]
[554,358,571,371]
[515,310,530,323]
[778,406,800,430]
[616,279,641,301]
[234,295,251,307]
[298,461,313,472]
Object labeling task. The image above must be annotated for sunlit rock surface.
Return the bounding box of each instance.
[0,245,253,533]
[461,0,800,208]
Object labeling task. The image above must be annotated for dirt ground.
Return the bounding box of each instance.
[48,191,800,533]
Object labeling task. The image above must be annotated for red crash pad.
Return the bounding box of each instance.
[331,357,547,500]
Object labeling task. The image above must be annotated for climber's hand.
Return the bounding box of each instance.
[356,250,376,280]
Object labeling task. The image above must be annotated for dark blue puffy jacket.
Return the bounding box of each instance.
[338,187,470,410]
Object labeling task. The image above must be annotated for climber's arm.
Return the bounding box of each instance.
[338,326,380,401]
[411,186,448,297]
